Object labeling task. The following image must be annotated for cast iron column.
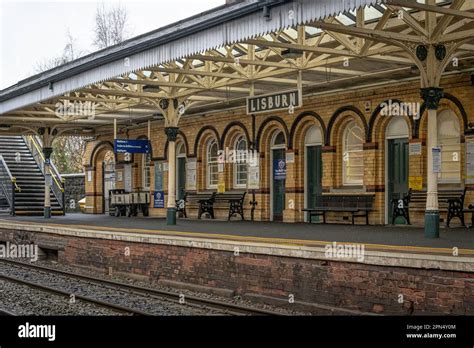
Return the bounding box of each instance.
[165,127,179,225]
[421,87,443,238]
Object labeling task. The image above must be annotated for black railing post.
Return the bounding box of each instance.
[62,181,65,216]
[11,181,15,216]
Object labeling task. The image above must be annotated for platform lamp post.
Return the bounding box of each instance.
[43,146,53,219]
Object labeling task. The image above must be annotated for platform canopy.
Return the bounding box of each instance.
[0,0,474,134]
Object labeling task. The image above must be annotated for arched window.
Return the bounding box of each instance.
[305,125,322,146]
[177,142,186,157]
[234,136,248,188]
[272,131,286,147]
[206,139,219,189]
[438,110,461,183]
[342,121,364,185]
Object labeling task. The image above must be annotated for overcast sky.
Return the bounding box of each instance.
[0,0,224,89]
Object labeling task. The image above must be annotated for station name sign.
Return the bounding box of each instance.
[246,89,301,115]
[114,139,150,154]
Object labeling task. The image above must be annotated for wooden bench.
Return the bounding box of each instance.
[214,192,246,221]
[302,194,375,225]
[176,192,216,219]
[391,188,467,226]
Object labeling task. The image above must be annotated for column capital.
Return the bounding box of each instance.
[164,127,179,142]
[420,87,444,110]
[43,147,53,160]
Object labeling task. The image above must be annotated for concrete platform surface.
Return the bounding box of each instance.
[2,214,474,252]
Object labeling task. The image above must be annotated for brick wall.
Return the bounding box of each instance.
[82,74,474,225]
[1,227,469,315]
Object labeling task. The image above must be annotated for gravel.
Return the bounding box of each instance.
[0,278,124,316]
[1,259,311,316]
[0,260,227,316]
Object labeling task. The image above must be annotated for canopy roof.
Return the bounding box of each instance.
[0,0,473,135]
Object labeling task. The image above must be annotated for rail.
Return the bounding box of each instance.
[0,155,20,215]
[23,135,64,214]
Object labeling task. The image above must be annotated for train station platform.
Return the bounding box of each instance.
[2,214,474,255]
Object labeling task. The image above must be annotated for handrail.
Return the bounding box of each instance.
[0,155,20,215]
[27,136,63,192]
[23,135,65,213]
[0,155,20,192]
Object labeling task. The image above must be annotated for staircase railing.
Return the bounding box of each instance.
[0,155,20,215]
[23,135,65,214]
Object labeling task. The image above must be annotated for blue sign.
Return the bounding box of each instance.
[154,191,165,208]
[114,139,150,154]
[273,159,286,180]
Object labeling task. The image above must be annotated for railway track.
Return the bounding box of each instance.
[0,308,18,316]
[0,272,151,316]
[0,259,284,316]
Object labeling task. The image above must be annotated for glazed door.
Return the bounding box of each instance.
[306,145,322,222]
[387,138,409,223]
[272,149,286,221]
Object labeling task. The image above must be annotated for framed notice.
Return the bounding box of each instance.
[409,142,422,156]
[466,139,474,184]
[186,158,197,190]
[247,164,260,189]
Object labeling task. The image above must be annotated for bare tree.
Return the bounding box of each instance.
[93,3,130,49]
[52,136,88,174]
[35,29,83,72]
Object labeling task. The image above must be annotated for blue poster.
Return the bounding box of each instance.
[273,159,286,180]
[154,191,165,208]
[114,139,150,154]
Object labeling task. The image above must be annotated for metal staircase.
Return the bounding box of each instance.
[0,135,64,216]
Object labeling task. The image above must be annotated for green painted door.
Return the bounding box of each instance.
[306,145,322,222]
[387,138,409,223]
[177,157,186,200]
[272,149,286,221]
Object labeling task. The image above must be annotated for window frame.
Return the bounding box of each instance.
[342,121,364,186]
[437,110,461,184]
[206,139,219,189]
[233,135,248,189]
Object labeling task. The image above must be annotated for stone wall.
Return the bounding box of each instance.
[63,174,85,213]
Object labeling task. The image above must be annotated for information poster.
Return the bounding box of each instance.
[154,162,164,191]
[153,191,165,208]
[247,164,260,189]
[432,147,441,174]
[409,176,423,190]
[218,182,225,193]
[409,142,422,156]
[273,159,286,180]
[186,158,197,190]
[466,139,474,184]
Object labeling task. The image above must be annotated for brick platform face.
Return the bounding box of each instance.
[2,227,470,315]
